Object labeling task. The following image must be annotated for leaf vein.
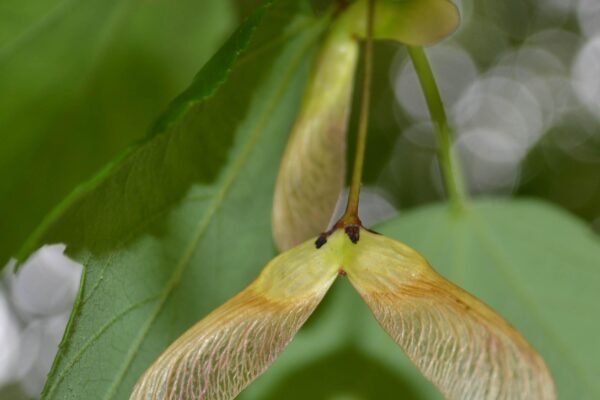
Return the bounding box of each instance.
[44,295,159,397]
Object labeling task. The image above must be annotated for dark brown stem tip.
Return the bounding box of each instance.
[314,218,364,249]
[315,233,329,249]
[344,224,360,244]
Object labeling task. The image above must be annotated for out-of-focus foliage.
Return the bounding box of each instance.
[27,2,329,399]
[357,0,600,226]
[0,0,235,265]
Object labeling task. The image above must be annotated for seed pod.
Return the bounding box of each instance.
[345,230,556,400]
[132,229,555,400]
[130,238,340,400]
[272,0,460,252]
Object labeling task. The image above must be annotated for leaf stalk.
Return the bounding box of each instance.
[408,46,467,212]
[341,0,375,225]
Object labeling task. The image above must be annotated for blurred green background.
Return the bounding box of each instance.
[353,0,600,228]
[0,0,599,398]
[1,0,598,269]
[0,0,237,265]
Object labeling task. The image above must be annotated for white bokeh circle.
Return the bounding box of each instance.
[572,36,600,116]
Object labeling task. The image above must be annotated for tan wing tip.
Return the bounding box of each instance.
[130,252,337,400]
[345,230,557,400]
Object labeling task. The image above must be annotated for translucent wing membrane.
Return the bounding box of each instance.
[272,31,357,252]
[345,230,556,400]
[131,240,340,400]
[272,0,459,252]
[132,227,555,399]
[130,289,316,400]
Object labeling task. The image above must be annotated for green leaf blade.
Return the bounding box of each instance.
[377,199,600,399]
[37,3,329,399]
[0,0,235,266]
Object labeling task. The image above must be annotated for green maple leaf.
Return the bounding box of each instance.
[0,0,234,265]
